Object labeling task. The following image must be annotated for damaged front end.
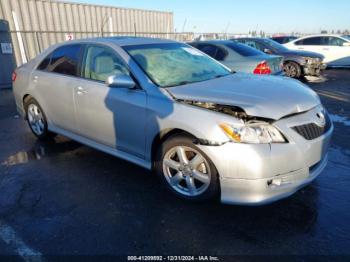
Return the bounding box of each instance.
[178,99,287,144]
[303,57,327,76]
[178,99,262,121]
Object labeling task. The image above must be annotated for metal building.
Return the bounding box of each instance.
[0,19,16,88]
[0,0,174,65]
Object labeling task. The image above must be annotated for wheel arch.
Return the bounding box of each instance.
[22,94,34,117]
[150,128,198,167]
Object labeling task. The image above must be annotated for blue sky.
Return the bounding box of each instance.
[65,0,350,33]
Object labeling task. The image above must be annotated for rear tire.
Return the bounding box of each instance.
[283,61,302,78]
[24,98,56,140]
[154,134,220,201]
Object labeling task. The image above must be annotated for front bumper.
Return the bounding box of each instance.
[303,62,327,76]
[219,153,328,205]
[198,106,333,205]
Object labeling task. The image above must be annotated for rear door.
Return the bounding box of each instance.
[75,44,147,157]
[32,44,83,133]
[322,37,350,66]
[293,36,324,56]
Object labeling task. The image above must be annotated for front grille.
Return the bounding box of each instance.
[292,113,331,140]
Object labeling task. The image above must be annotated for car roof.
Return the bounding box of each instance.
[298,34,343,38]
[272,36,296,38]
[233,37,266,41]
[190,40,238,45]
[57,36,177,47]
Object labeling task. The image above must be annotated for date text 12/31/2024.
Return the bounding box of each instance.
[127,256,220,261]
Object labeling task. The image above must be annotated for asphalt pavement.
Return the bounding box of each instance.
[0,69,349,260]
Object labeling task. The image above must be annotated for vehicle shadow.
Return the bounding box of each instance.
[103,53,174,165]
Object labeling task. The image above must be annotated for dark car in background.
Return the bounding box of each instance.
[234,38,326,78]
[271,36,298,44]
[189,40,283,75]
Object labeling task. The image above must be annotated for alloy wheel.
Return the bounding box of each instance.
[27,104,45,136]
[162,146,211,197]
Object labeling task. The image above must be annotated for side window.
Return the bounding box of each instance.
[296,37,321,45]
[46,45,81,76]
[83,45,129,82]
[325,37,346,46]
[244,41,260,50]
[197,44,218,58]
[215,47,227,61]
[37,54,51,71]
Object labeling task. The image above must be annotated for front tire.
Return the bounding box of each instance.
[24,98,55,140]
[155,134,219,201]
[284,61,302,78]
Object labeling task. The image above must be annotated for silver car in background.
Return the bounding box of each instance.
[13,37,333,205]
[189,40,284,75]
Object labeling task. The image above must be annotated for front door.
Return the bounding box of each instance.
[75,44,147,158]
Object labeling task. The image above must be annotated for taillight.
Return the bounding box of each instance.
[12,72,17,82]
[253,61,272,75]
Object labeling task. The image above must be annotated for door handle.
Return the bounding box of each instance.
[298,47,304,50]
[322,48,329,51]
[76,86,87,95]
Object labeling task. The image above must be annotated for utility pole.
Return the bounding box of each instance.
[182,19,187,33]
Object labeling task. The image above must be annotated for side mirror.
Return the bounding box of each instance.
[106,74,136,89]
[342,42,350,47]
[264,48,273,54]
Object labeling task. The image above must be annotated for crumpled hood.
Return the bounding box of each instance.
[281,50,324,59]
[168,73,321,120]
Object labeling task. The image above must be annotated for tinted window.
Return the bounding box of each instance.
[242,40,259,50]
[272,36,297,44]
[38,54,51,70]
[197,44,218,58]
[261,39,289,52]
[325,37,346,46]
[215,47,227,61]
[83,45,129,82]
[224,42,264,56]
[295,37,322,45]
[196,44,227,61]
[46,45,81,76]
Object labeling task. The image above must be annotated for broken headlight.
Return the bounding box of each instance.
[305,57,319,64]
[219,122,286,144]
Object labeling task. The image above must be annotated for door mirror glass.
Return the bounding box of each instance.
[106,74,136,89]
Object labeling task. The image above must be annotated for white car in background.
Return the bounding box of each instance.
[284,35,350,67]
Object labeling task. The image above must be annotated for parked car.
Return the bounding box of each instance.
[284,34,350,67]
[234,38,326,78]
[271,36,298,44]
[189,40,284,75]
[13,37,333,205]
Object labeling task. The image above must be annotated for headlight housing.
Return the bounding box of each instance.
[220,122,286,144]
[305,57,319,64]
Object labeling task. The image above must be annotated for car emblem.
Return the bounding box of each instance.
[316,111,326,127]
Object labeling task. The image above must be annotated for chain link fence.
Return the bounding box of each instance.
[5,30,249,66]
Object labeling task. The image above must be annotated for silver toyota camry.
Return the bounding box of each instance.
[12,37,333,205]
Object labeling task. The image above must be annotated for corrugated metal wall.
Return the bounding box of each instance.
[0,0,174,65]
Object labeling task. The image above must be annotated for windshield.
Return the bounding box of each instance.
[224,42,265,56]
[342,35,350,41]
[124,43,231,87]
[262,39,289,52]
